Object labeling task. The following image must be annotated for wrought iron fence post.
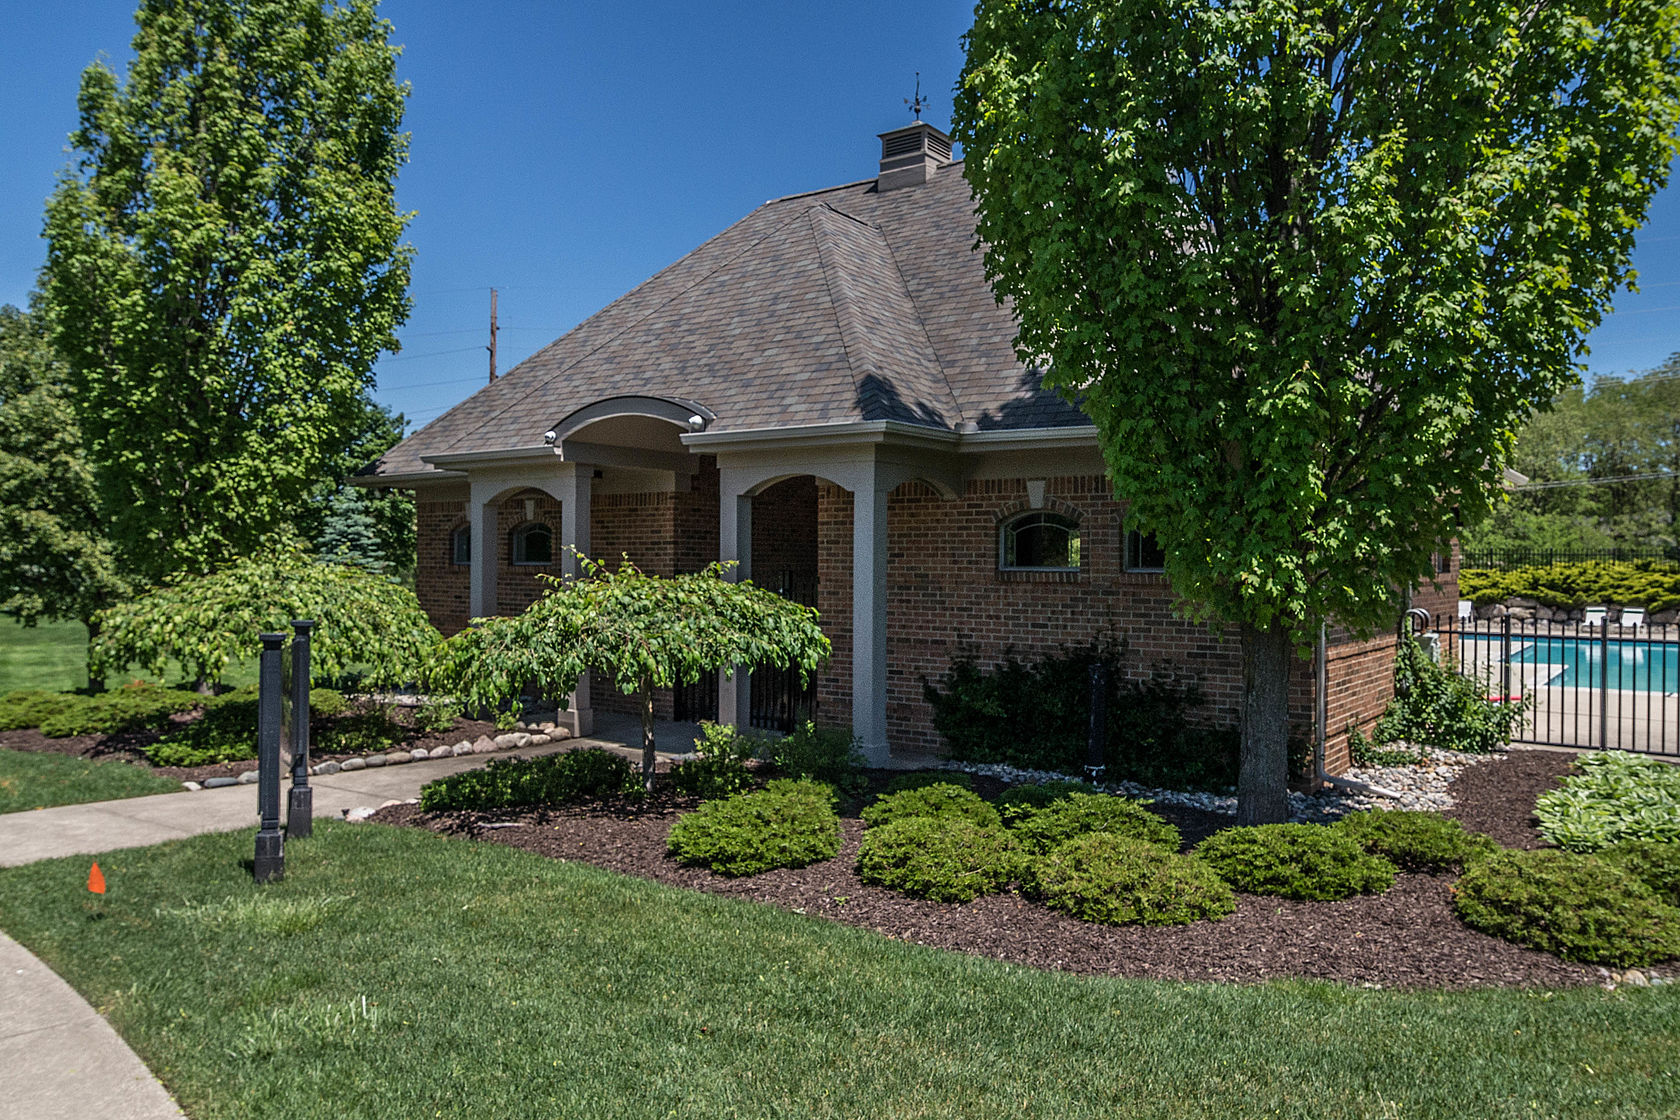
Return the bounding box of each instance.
[1599,621,1610,751]
[286,620,314,839]
[254,633,286,883]
[1501,614,1512,702]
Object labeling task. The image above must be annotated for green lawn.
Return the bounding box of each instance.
[0,748,181,813]
[0,617,258,695]
[1,823,1675,1119]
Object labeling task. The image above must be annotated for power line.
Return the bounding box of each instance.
[379,345,484,363]
[378,374,486,392]
[1517,471,1677,490]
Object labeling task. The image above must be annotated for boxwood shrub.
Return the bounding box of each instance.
[856,816,1020,903]
[419,748,636,812]
[1330,809,1498,872]
[1008,793,1181,854]
[1453,848,1680,966]
[1193,824,1397,900]
[993,780,1099,822]
[860,782,1001,830]
[1602,840,1680,907]
[666,778,840,877]
[1024,833,1236,926]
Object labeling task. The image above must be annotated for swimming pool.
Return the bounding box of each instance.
[1462,634,1680,694]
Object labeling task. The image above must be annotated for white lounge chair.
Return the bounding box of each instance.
[1584,606,1608,627]
[1622,607,1645,629]
[1457,599,1474,622]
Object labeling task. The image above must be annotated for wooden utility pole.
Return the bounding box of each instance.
[487,287,499,383]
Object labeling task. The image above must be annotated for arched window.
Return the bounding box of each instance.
[1124,529,1166,573]
[511,522,553,566]
[450,526,471,566]
[1000,511,1080,571]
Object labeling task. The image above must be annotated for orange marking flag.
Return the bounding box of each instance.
[87,862,106,894]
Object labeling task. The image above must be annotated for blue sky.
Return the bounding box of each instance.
[3,1,1676,436]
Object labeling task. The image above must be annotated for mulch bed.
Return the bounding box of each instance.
[0,707,497,783]
[371,746,1614,989]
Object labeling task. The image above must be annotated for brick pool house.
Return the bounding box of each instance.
[361,121,1456,772]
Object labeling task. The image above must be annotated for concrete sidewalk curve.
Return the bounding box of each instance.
[0,931,184,1120]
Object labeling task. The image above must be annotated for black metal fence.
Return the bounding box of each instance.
[749,568,817,734]
[1427,611,1678,756]
[1460,546,1678,571]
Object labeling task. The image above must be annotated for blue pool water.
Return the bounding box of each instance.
[1463,634,1680,694]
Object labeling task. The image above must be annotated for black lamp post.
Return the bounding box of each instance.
[286,619,314,839]
[254,632,286,883]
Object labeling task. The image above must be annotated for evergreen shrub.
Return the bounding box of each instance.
[1459,560,1680,612]
[38,684,203,738]
[1008,792,1181,854]
[882,770,973,795]
[856,816,1020,902]
[993,779,1099,822]
[771,721,864,793]
[1602,840,1680,907]
[1024,833,1236,926]
[1453,848,1680,966]
[0,689,87,731]
[1193,824,1396,900]
[419,748,636,812]
[922,643,1242,789]
[668,755,754,801]
[666,778,840,876]
[860,782,1001,830]
[1330,809,1498,871]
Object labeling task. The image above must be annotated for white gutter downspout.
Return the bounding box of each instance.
[1313,621,1405,800]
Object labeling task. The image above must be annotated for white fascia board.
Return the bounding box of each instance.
[683,420,1100,456]
[420,445,554,469]
[348,468,467,488]
[955,425,1100,453]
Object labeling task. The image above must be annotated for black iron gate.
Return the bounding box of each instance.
[1429,611,1678,756]
[750,568,817,734]
[673,671,718,723]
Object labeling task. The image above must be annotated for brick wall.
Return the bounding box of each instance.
[495,489,563,617]
[815,483,853,731]
[415,490,470,635]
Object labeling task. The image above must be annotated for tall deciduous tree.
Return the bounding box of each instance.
[42,0,411,585]
[956,0,1680,822]
[429,557,832,791]
[0,301,129,686]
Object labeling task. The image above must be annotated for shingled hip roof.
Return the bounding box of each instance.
[368,160,1082,481]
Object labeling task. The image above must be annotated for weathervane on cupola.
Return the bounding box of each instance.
[905,72,926,121]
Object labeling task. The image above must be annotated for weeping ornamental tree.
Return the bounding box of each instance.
[955,0,1680,823]
[41,0,411,585]
[428,557,832,791]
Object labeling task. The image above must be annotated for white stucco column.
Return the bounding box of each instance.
[553,462,594,736]
[852,472,890,765]
[467,479,499,619]
[717,477,753,729]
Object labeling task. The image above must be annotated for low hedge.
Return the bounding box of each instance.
[0,689,88,732]
[1330,810,1498,872]
[860,782,1001,830]
[419,748,636,812]
[668,755,754,800]
[1193,824,1397,900]
[1024,833,1236,926]
[666,779,841,877]
[1459,560,1680,612]
[993,780,1100,822]
[856,816,1020,902]
[1602,840,1680,908]
[1008,793,1181,855]
[38,684,203,738]
[1452,848,1680,967]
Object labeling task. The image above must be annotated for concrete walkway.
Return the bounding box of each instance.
[0,931,183,1119]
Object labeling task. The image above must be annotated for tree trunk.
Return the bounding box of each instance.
[1236,620,1292,826]
[640,676,656,793]
[82,615,105,694]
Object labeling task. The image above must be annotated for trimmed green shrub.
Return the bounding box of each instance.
[921,643,1246,789]
[1459,560,1680,612]
[1024,833,1236,926]
[882,770,973,795]
[314,708,408,756]
[692,720,774,764]
[771,721,864,793]
[1453,848,1680,966]
[668,755,754,801]
[38,684,203,738]
[1330,809,1498,872]
[994,780,1100,822]
[1008,792,1181,854]
[419,748,636,812]
[410,696,455,732]
[861,782,1001,830]
[1365,637,1526,754]
[666,779,840,877]
[1535,751,1680,851]
[144,687,375,767]
[1603,840,1680,907]
[1193,824,1397,900]
[0,689,88,732]
[309,689,351,718]
[856,816,1020,902]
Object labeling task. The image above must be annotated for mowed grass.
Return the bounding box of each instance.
[1,823,1677,1119]
[0,748,180,813]
[0,616,257,695]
